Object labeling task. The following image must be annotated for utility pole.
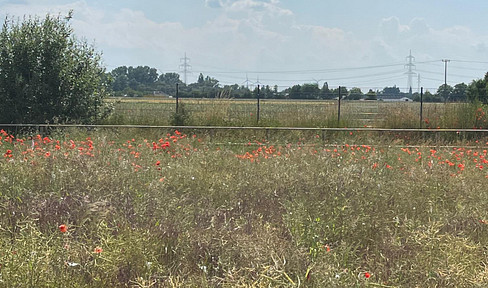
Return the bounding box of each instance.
[442,59,450,102]
[179,52,191,85]
[405,50,416,98]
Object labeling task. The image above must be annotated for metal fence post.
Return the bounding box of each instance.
[257,85,260,123]
[338,86,341,124]
[176,83,179,113]
[420,87,423,128]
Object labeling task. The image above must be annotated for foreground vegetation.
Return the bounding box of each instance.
[2,128,488,287]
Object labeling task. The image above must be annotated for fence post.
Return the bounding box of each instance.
[338,86,341,124]
[175,83,179,113]
[420,87,423,128]
[257,85,260,123]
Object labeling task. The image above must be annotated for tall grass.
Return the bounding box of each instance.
[2,128,488,286]
[103,97,488,130]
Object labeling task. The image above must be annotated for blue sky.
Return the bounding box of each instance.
[1,0,487,92]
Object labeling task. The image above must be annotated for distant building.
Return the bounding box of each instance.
[381,97,412,102]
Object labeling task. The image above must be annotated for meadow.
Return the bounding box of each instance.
[2,123,488,287]
[103,97,487,129]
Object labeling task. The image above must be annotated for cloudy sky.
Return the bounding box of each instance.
[1,0,487,92]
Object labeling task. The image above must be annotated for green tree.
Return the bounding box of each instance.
[413,90,442,102]
[451,83,468,102]
[110,66,129,92]
[365,89,377,100]
[0,12,111,124]
[287,84,302,99]
[301,83,320,99]
[467,73,488,103]
[320,82,334,99]
[436,84,453,102]
[346,87,363,100]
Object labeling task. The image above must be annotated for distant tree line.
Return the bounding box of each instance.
[108,66,488,104]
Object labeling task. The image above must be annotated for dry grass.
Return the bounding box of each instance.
[104,98,488,129]
[2,128,488,287]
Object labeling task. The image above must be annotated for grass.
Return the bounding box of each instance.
[103,97,488,129]
[2,127,488,287]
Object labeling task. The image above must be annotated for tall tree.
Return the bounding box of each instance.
[365,89,377,100]
[436,84,453,102]
[0,12,111,124]
[451,83,468,102]
[347,87,363,100]
[467,73,488,103]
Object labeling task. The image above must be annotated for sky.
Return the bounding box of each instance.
[1,0,487,93]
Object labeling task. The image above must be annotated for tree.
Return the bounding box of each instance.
[436,84,453,102]
[287,84,302,99]
[346,87,363,100]
[301,83,320,99]
[0,12,111,124]
[110,66,129,92]
[320,82,334,99]
[365,89,377,100]
[378,86,404,100]
[467,73,488,103]
[413,90,442,102]
[451,83,468,102]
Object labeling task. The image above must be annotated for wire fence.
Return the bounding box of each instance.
[107,93,479,129]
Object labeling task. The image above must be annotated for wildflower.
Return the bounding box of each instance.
[94,247,103,253]
[364,272,371,279]
[325,244,331,252]
[59,224,67,233]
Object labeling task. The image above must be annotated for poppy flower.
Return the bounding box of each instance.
[94,247,103,253]
[59,224,67,233]
[364,272,371,279]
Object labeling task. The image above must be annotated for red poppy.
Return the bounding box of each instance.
[59,224,67,233]
[94,247,103,253]
[364,272,371,279]
[155,160,160,166]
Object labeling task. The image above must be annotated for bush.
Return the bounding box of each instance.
[0,11,112,124]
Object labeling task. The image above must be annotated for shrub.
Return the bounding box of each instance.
[0,11,112,124]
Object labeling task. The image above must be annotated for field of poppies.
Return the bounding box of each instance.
[2,127,488,287]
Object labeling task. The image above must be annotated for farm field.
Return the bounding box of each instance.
[104,97,487,130]
[2,128,488,287]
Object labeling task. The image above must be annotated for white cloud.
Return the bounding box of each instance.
[1,1,486,88]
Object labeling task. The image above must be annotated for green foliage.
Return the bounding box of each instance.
[0,12,111,124]
[346,87,363,100]
[365,89,377,100]
[170,102,191,126]
[467,73,488,104]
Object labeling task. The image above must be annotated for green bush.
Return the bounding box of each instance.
[0,11,112,124]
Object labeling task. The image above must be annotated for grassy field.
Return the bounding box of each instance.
[2,127,488,287]
[103,97,487,129]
